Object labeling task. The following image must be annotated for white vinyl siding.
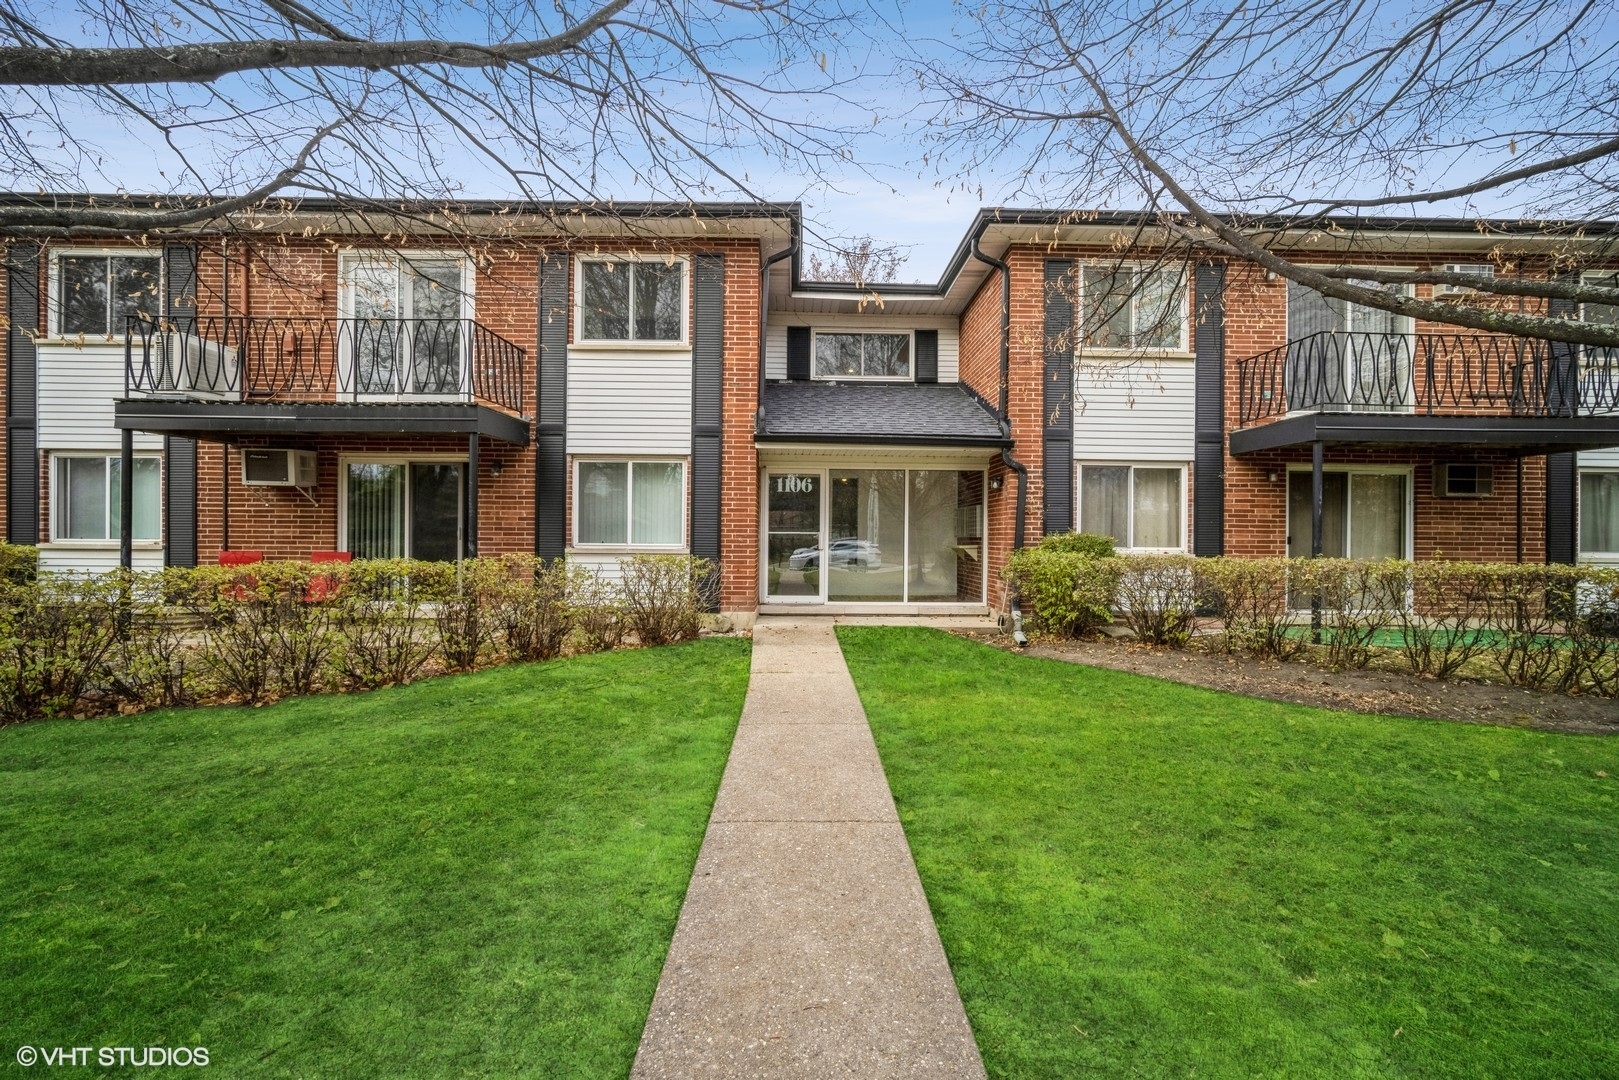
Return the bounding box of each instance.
[38,546,165,574]
[1072,359,1194,461]
[37,344,164,452]
[765,314,959,382]
[565,349,693,455]
[568,552,628,584]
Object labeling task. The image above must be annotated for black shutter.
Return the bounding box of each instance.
[6,242,40,545]
[691,255,724,595]
[914,329,939,383]
[786,326,810,380]
[535,251,569,559]
[1193,261,1227,555]
[1546,452,1577,564]
[1545,282,1578,563]
[1042,259,1075,536]
[162,243,201,565]
[164,243,198,331]
[163,436,198,566]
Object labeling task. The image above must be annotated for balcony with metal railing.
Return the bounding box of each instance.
[116,315,530,445]
[1230,331,1619,456]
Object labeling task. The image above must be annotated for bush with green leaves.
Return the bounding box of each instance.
[1037,531,1117,558]
[0,570,123,723]
[492,554,577,663]
[328,559,438,691]
[1005,548,1119,638]
[620,554,715,646]
[1196,557,1303,661]
[1111,553,1200,646]
[1289,557,1408,670]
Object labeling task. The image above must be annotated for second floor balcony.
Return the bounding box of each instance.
[125,315,526,414]
[1231,331,1619,456]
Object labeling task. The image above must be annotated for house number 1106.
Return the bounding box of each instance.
[774,475,814,494]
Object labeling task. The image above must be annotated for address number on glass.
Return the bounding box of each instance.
[773,474,816,494]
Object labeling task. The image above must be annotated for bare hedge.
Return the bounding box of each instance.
[0,553,716,725]
[1006,551,1619,697]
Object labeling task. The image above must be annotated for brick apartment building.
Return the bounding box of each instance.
[4,200,1617,619]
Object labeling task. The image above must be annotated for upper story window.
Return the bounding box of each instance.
[577,257,687,343]
[1582,271,1618,363]
[813,331,912,380]
[1287,275,1413,339]
[53,251,162,337]
[1078,265,1187,351]
[338,253,470,396]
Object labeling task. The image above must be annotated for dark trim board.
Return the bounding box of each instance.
[114,400,532,446]
[1229,412,1619,457]
[536,250,569,559]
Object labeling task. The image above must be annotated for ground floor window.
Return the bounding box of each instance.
[53,452,160,541]
[1286,468,1410,559]
[344,460,464,561]
[574,460,686,547]
[764,467,985,604]
[1077,463,1184,550]
[1581,470,1619,557]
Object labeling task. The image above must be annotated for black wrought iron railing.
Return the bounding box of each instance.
[124,316,526,413]
[1236,331,1619,426]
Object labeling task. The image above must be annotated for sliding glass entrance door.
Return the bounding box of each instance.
[345,460,464,560]
[762,467,987,605]
[1286,470,1409,561]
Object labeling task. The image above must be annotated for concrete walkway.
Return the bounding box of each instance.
[631,620,986,1079]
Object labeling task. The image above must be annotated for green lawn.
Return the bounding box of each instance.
[838,627,1619,1080]
[0,639,750,1078]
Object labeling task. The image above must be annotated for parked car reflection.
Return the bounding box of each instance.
[787,538,881,570]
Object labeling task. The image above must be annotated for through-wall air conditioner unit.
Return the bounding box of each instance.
[1435,463,1494,498]
[242,449,318,488]
[1434,263,1496,297]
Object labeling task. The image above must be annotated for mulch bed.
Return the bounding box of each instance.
[953,630,1619,736]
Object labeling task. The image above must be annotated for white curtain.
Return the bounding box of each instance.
[578,461,629,544]
[1580,472,1619,554]
[631,462,684,545]
[1080,465,1130,545]
[1348,474,1406,559]
[1132,468,1181,548]
[346,463,406,559]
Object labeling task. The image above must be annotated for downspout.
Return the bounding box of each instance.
[970,234,1030,647]
[757,219,799,434]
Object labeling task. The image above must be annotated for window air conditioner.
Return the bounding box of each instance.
[1435,463,1494,498]
[242,449,318,488]
[1434,263,1496,297]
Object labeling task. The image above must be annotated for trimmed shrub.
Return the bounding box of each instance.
[330,559,438,690]
[1394,561,1494,679]
[620,554,714,646]
[1112,553,1199,646]
[1198,557,1303,661]
[1038,531,1117,558]
[569,568,625,654]
[1005,548,1119,638]
[1290,557,1407,670]
[493,554,576,663]
[0,571,123,723]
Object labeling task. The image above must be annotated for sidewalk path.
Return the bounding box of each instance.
[631,619,986,1079]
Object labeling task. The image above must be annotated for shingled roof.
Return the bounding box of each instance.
[758,382,1008,446]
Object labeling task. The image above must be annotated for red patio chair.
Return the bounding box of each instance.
[306,550,352,602]
[217,550,263,601]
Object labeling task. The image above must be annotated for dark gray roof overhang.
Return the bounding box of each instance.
[1229,411,1619,457]
[113,399,531,446]
[758,382,1010,448]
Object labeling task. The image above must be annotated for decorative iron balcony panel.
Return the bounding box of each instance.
[1236,331,1619,427]
[124,316,526,414]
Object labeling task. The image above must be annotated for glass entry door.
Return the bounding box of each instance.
[765,471,822,600]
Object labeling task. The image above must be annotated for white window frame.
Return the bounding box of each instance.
[335,453,468,560]
[571,457,689,551]
[809,328,916,382]
[572,254,690,348]
[336,250,475,401]
[1580,270,1619,369]
[49,451,163,547]
[1075,462,1189,552]
[1577,467,1619,563]
[1283,464,1415,560]
[1287,267,1417,339]
[1075,263,1190,355]
[47,247,164,341]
